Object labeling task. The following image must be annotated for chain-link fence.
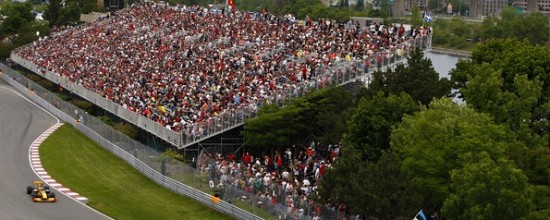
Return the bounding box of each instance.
[4,33,431,219]
[11,32,431,149]
[0,64,262,219]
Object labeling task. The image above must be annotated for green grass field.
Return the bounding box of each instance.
[39,124,234,220]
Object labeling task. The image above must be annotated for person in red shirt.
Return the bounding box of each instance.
[227,152,235,161]
[276,154,283,172]
[242,152,252,165]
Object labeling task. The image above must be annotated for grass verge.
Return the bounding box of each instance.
[39,124,233,220]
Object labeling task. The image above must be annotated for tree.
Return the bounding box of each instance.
[58,0,82,25]
[243,86,353,148]
[391,98,524,213]
[523,12,550,45]
[339,0,349,8]
[344,92,420,161]
[318,148,421,219]
[442,152,533,219]
[359,48,452,105]
[44,0,61,26]
[451,39,550,146]
[242,99,314,148]
[0,1,35,36]
[355,0,364,11]
[410,5,423,27]
[13,20,51,47]
[479,8,549,45]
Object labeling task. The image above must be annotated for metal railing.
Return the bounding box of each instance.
[0,65,262,220]
[11,34,431,150]
[3,33,432,220]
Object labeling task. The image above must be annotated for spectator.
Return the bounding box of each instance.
[15,3,430,142]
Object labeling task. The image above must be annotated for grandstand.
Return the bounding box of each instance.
[12,3,432,149]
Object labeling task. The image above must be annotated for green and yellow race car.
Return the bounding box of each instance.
[26,180,56,202]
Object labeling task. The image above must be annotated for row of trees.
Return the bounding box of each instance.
[0,1,49,59]
[44,0,101,26]
[432,7,550,50]
[0,0,106,59]
[243,40,550,218]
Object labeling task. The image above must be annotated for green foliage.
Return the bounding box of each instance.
[44,0,61,25]
[529,185,550,219]
[344,92,420,161]
[445,0,469,15]
[339,0,349,8]
[159,148,184,162]
[451,39,550,146]
[45,0,98,26]
[442,152,533,219]
[410,5,422,27]
[359,48,452,105]
[113,122,140,139]
[243,100,314,147]
[13,20,50,47]
[431,18,478,50]
[517,146,550,186]
[40,124,231,220]
[391,98,523,212]
[318,149,421,219]
[265,0,370,21]
[243,86,353,149]
[97,115,115,126]
[0,1,35,37]
[0,42,14,59]
[480,8,549,45]
[98,114,140,139]
[0,1,51,59]
[70,99,94,113]
[354,0,364,11]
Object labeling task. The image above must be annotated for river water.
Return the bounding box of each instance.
[424,51,464,102]
[424,51,463,78]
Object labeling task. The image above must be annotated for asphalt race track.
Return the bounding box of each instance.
[0,78,111,220]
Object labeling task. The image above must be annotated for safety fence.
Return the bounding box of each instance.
[8,36,431,220]
[3,33,431,219]
[11,33,431,149]
[0,65,262,220]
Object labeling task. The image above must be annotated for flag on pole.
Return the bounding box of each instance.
[226,0,235,11]
[413,209,427,220]
[423,12,433,23]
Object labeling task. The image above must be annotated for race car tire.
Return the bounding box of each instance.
[44,186,50,191]
[49,192,56,198]
[27,186,33,194]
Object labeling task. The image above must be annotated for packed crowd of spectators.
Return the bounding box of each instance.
[15,3,431,140]
[197,142,343,219]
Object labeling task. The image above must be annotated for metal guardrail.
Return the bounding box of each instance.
[0,65,262,220]
[9,54,182,147]
[3,33,432,219]
[11,34,432,150]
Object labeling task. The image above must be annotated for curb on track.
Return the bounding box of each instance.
[28,122,90,204]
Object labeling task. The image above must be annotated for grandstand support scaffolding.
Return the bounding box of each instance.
[10,21,432,150]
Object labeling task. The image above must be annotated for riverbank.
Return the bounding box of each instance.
[429,47,471,58]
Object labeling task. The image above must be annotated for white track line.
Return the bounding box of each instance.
[0,87,113,219]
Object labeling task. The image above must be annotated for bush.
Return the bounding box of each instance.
[70,99,94,113]
[97,115,114,126]
[113,122,139,139]
[432,29,450,46]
